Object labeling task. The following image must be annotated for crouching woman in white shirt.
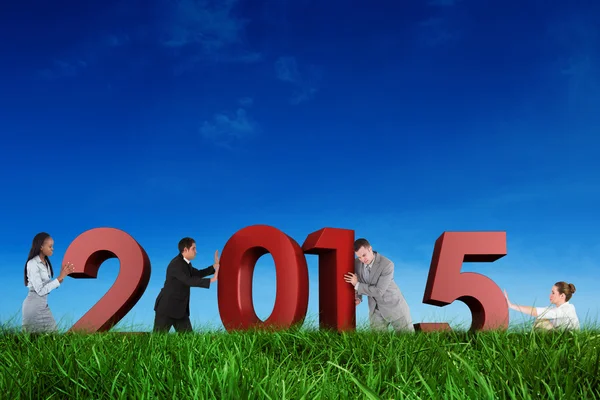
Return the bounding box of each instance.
[504,282,580,331]
[22,232,75,333]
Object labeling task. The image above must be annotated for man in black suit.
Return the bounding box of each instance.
[153,237,220,332]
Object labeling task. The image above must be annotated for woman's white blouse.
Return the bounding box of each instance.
[536,301,580,330]
[27,255,60,296]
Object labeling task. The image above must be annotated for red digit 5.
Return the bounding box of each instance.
[302,227,355,332]
[217,225,309,331]
[418,231,508,332]
[62,228,151,333]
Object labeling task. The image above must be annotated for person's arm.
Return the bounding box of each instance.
[509,303,538,317]
[355,290,362,305]
[353,261,363,300]
[190,250,219,282]
[190,265,216,279]
[355,261,394,298]
[354,278,362,299]
[27,262,61,296]
[504,290,544,317]
[171,262,212,288]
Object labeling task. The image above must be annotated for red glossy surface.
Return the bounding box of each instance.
[422,232,508,331]
[302,228,355,332]
[63,228,151,332]
[218,225,309,331]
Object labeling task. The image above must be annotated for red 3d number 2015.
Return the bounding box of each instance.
[60,225,508,333]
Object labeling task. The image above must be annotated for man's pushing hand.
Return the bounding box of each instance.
[210,269,219,283]
[344,272,358,286]
[211,250,220,283]
[213,250,220,269]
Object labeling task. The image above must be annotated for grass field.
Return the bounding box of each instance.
[1,322,599,399]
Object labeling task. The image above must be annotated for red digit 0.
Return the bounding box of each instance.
[302,227,355,332]
[63,228,151,333]
[217,225,309,331]
[417,231,508,332]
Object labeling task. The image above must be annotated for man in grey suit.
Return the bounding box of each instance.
[344,238,414,332]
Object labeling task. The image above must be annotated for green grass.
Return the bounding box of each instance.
[1,323,599,399]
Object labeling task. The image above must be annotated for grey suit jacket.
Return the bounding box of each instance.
[355,252,411,322]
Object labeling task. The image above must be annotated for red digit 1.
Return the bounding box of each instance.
[217,225,309,331]
[302,228,355,332]
[419,231,508,332]
[63,228,151,333]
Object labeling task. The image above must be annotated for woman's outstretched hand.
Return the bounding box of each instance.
[503,289,512,308]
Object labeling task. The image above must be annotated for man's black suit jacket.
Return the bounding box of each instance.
[154,254,216,319]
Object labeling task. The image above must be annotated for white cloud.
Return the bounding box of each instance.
[275,56,321,105]
[238,97,254,107]
[37,31,131,80]
[159,0,262,71]
[38,59,88,79]
[551,17,600,116]
[200,107,257,147]
[161,0,244,50]
[37,1,260,79]
[275,56,301,83]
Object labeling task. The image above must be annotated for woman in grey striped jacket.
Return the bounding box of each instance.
[22,232,75,332]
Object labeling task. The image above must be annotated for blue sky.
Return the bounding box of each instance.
[1,0,599,332]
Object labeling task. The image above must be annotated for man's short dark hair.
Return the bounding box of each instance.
[354,238,371,252]
[178,237,195,253]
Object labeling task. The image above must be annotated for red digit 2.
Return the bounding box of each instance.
[62,228,151,333]
[217,225,309,331]
[416,231,508,332]
[302,227,355,332]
